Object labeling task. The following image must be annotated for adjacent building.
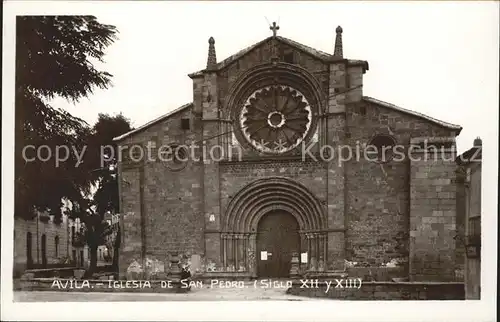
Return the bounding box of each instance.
[456,138,482,299]
[13,212,89,276]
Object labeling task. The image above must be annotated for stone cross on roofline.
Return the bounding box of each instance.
[270,21,279,37]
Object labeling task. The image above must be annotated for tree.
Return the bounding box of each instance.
[88,113,132,214]
[84,113,132,275]
[15,16,118,222]
[68,196,110,275]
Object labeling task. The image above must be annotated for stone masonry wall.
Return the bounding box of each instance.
[119,168,142,278]
[218,160,337,272]
[201,39,335,272]
[14,215,71,275]
[345,100,455,271]
[199,70,222,274]
[118,106,204,278]
[465,161,481,298]
[409,140,457,281]
[287,281,465,300]
[218,40,329,123]
[455,169,466,281]
[117,35,461,281]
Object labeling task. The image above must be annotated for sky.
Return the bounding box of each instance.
[16,1,499,154]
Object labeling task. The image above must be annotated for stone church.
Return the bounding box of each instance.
[114,25,463,282]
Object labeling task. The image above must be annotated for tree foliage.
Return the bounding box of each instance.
[71,113,132,275]
[15,16,132,276]
[88,113,132,215]
[15,16,118,221]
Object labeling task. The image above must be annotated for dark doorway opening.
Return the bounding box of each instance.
[26,232,33,268]
[41,234,47,268]
[256,211,300,278]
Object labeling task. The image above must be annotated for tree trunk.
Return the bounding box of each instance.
[87,243,98,277]
[112,246,119,273]
[112,226,121,276]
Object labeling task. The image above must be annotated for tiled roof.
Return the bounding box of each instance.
[363,96,462,133]
[114,97,462,142]
[456,146,482,165]
[113,103,193,142]
[277,36,332,60]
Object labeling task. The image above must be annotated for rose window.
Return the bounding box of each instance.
[239,85,312,153]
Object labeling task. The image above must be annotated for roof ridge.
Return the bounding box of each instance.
[113,102,193,142]
[363,96,462,132]
[276,36,332,59]
[189,35,340,77]
[216,37,271,70]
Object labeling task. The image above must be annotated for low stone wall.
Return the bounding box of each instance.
[346,267,406,281]
[15,278,191,293]
[286,281,464,300]
[198,271,253,281]
[23,267,78,278]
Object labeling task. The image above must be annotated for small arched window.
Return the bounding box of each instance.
[71,226,75,243]
[55,236,59,257]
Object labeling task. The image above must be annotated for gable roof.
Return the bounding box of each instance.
[363,96,462,133]
[456,146,482,165]
[114,96,462,142]
[113,103,193,142]
[188,36,368,77]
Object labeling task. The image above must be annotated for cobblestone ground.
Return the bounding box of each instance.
[14,281,323,301]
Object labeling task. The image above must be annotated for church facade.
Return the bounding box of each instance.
[115,26,463,282]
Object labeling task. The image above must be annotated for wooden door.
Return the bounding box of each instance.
[257,211,299,278]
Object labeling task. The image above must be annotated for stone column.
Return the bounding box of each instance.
[234,234,239,272]
[238,234,246,271]
[307,233,312,270]
[222,234,227,271]
[248,234,257,277]
[299,232,307,272]
[323,233,328,264]
[318,234,325,272]
[227,234,233,271]
[308,233,318,272]
[243,234,248,272]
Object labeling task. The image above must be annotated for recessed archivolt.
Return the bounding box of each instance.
[223,177,325,232]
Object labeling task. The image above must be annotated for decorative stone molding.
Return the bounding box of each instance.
[239,85,313,154]
[223,177,325,232]
[226,62,325,156]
